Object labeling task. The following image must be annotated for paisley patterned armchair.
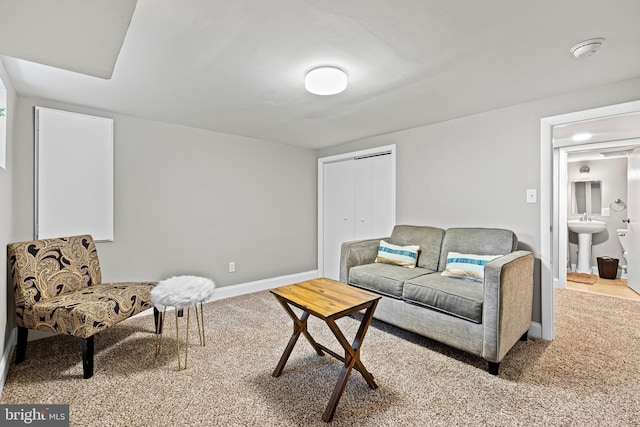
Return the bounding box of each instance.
[7,235,158,378]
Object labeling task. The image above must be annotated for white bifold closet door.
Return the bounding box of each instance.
[323,153,394,280]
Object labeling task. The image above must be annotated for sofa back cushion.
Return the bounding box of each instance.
[8,235,102,307]
[437,228,517,271]
[390,225,445,270]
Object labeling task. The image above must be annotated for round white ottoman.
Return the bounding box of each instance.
[151,275,215,370]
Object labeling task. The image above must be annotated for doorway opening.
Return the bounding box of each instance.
[560,139,639,302]
[540,100,640,341]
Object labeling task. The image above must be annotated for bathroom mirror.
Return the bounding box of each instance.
[571,180,602,215]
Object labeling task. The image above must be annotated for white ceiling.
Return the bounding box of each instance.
[2,0,640,149]
[0,0,136,79]
[554,112,640,145]
[555,111,640,161]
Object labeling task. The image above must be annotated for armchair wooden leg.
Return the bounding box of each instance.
[15,327,28,363]
[153,307,162,334]
[520,331,529,341]
[81,336,95,379]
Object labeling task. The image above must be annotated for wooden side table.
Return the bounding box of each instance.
[270,277,381,422]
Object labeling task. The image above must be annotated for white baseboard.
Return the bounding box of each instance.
[528,321,543,340]
[210,270,319,301]
[0,327,17,397]
[132,270,319,319]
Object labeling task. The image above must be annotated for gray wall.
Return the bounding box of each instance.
[0,60,16,368]
[319,76,640,323]
[12,96,318,286]
[2,74,640,370]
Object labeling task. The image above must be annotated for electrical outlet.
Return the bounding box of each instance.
[229,261,236,273]
[526,189,537,204]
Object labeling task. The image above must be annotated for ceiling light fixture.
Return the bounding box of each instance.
[305,66,348,95]
[570,38,605,59]
[579,166,590,179]
[572,132,593,142]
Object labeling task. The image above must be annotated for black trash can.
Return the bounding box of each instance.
[597,257,619,279]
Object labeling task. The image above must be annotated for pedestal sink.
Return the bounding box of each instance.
[568,219,606,273]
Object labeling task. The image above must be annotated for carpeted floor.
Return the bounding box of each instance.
[1,288,639,426]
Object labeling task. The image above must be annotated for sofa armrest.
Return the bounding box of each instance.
[481,250,534,362]
[339,238,386,284]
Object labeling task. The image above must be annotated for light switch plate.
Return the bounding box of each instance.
[526,189,537,204]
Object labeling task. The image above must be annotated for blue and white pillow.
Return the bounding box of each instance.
[375,240,420,268]
[441,252,501,282]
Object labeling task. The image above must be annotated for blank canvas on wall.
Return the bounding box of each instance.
[35,107,114,241]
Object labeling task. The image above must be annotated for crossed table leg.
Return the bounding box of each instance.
[270,278,381,423]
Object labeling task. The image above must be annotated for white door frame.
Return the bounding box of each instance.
[540,99,640,341]
[317,144,396,277]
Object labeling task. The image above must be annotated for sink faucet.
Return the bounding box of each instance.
[579,213,592,221]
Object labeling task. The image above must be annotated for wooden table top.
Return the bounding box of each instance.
[270,277,381,319]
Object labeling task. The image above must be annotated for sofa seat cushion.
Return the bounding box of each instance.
[403,274,483,323]
[349,263,433,299]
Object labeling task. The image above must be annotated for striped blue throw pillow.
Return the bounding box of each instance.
[441,252,501,283]
[375,240,420,268]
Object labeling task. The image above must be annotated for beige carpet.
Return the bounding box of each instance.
[2,288,639,426]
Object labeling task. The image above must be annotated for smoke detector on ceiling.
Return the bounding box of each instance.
[570,38,606,59]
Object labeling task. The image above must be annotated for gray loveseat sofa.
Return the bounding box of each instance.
[339,225,534,375]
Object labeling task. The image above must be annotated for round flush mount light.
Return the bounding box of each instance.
[305,66,348,95]
[570,38,605,59]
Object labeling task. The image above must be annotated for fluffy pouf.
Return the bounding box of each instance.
[151,275,216,310]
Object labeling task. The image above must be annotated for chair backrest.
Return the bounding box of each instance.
[437,228,518,271]
[7,235,102,308]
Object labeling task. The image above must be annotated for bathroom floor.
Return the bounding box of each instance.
[566,276,640,301]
